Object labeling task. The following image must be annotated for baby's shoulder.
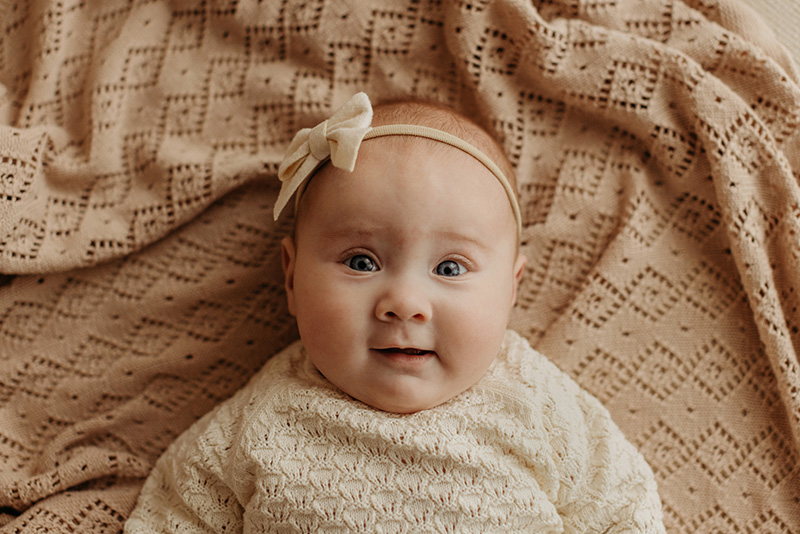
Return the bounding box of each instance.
[489,330,611,425]
[225,339,322,421]
[174,340,310,446]
[495,330,581,391]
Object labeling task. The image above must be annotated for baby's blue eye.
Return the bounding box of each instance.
[436,260,466,277]
[345,254,379,272]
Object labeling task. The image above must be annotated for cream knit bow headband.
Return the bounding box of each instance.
[273,92,522,236]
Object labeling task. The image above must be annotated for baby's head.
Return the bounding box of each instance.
[277,93,526,413]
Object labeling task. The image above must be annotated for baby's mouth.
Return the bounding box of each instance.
[375,347,434,356]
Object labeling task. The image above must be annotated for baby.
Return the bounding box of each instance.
[125,93,665,533]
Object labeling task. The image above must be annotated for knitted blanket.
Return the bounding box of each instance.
[0,0,798,532]
[125,331,664,533]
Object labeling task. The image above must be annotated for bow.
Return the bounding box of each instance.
[273,92,373,220]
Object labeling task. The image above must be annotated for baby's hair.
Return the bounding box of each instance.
[370,98,518,196]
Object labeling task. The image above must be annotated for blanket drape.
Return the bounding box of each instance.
[1,0,798,532]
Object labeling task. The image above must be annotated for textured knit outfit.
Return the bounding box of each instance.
[125,330,664,533]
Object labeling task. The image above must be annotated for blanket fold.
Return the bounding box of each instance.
[0,0,798,532]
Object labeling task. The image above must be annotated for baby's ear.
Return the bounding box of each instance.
[511,253,527,306]
[281,236,297,316]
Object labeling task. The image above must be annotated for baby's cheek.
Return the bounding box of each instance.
[440,298,496,347]
[293,278,341,330]
[301,290,348,332]
[462,288,511,346]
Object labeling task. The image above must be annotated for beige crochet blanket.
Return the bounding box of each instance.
[0,0,798,532]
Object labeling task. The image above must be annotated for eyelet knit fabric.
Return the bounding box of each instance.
[124,331,664,533]
[1,0,799,532]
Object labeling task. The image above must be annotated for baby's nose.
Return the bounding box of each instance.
[375,280,432,323]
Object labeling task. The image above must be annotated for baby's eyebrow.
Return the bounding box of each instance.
[433,230,491,252]
[319,225,491,252]
[320,225,383,241]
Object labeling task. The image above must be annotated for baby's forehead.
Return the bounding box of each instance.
[371,100,516,192]
[302,138,515,232]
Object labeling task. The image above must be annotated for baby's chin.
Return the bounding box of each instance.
[346,384,467,415]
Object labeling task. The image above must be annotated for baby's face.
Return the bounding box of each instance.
[281,137,526,413]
